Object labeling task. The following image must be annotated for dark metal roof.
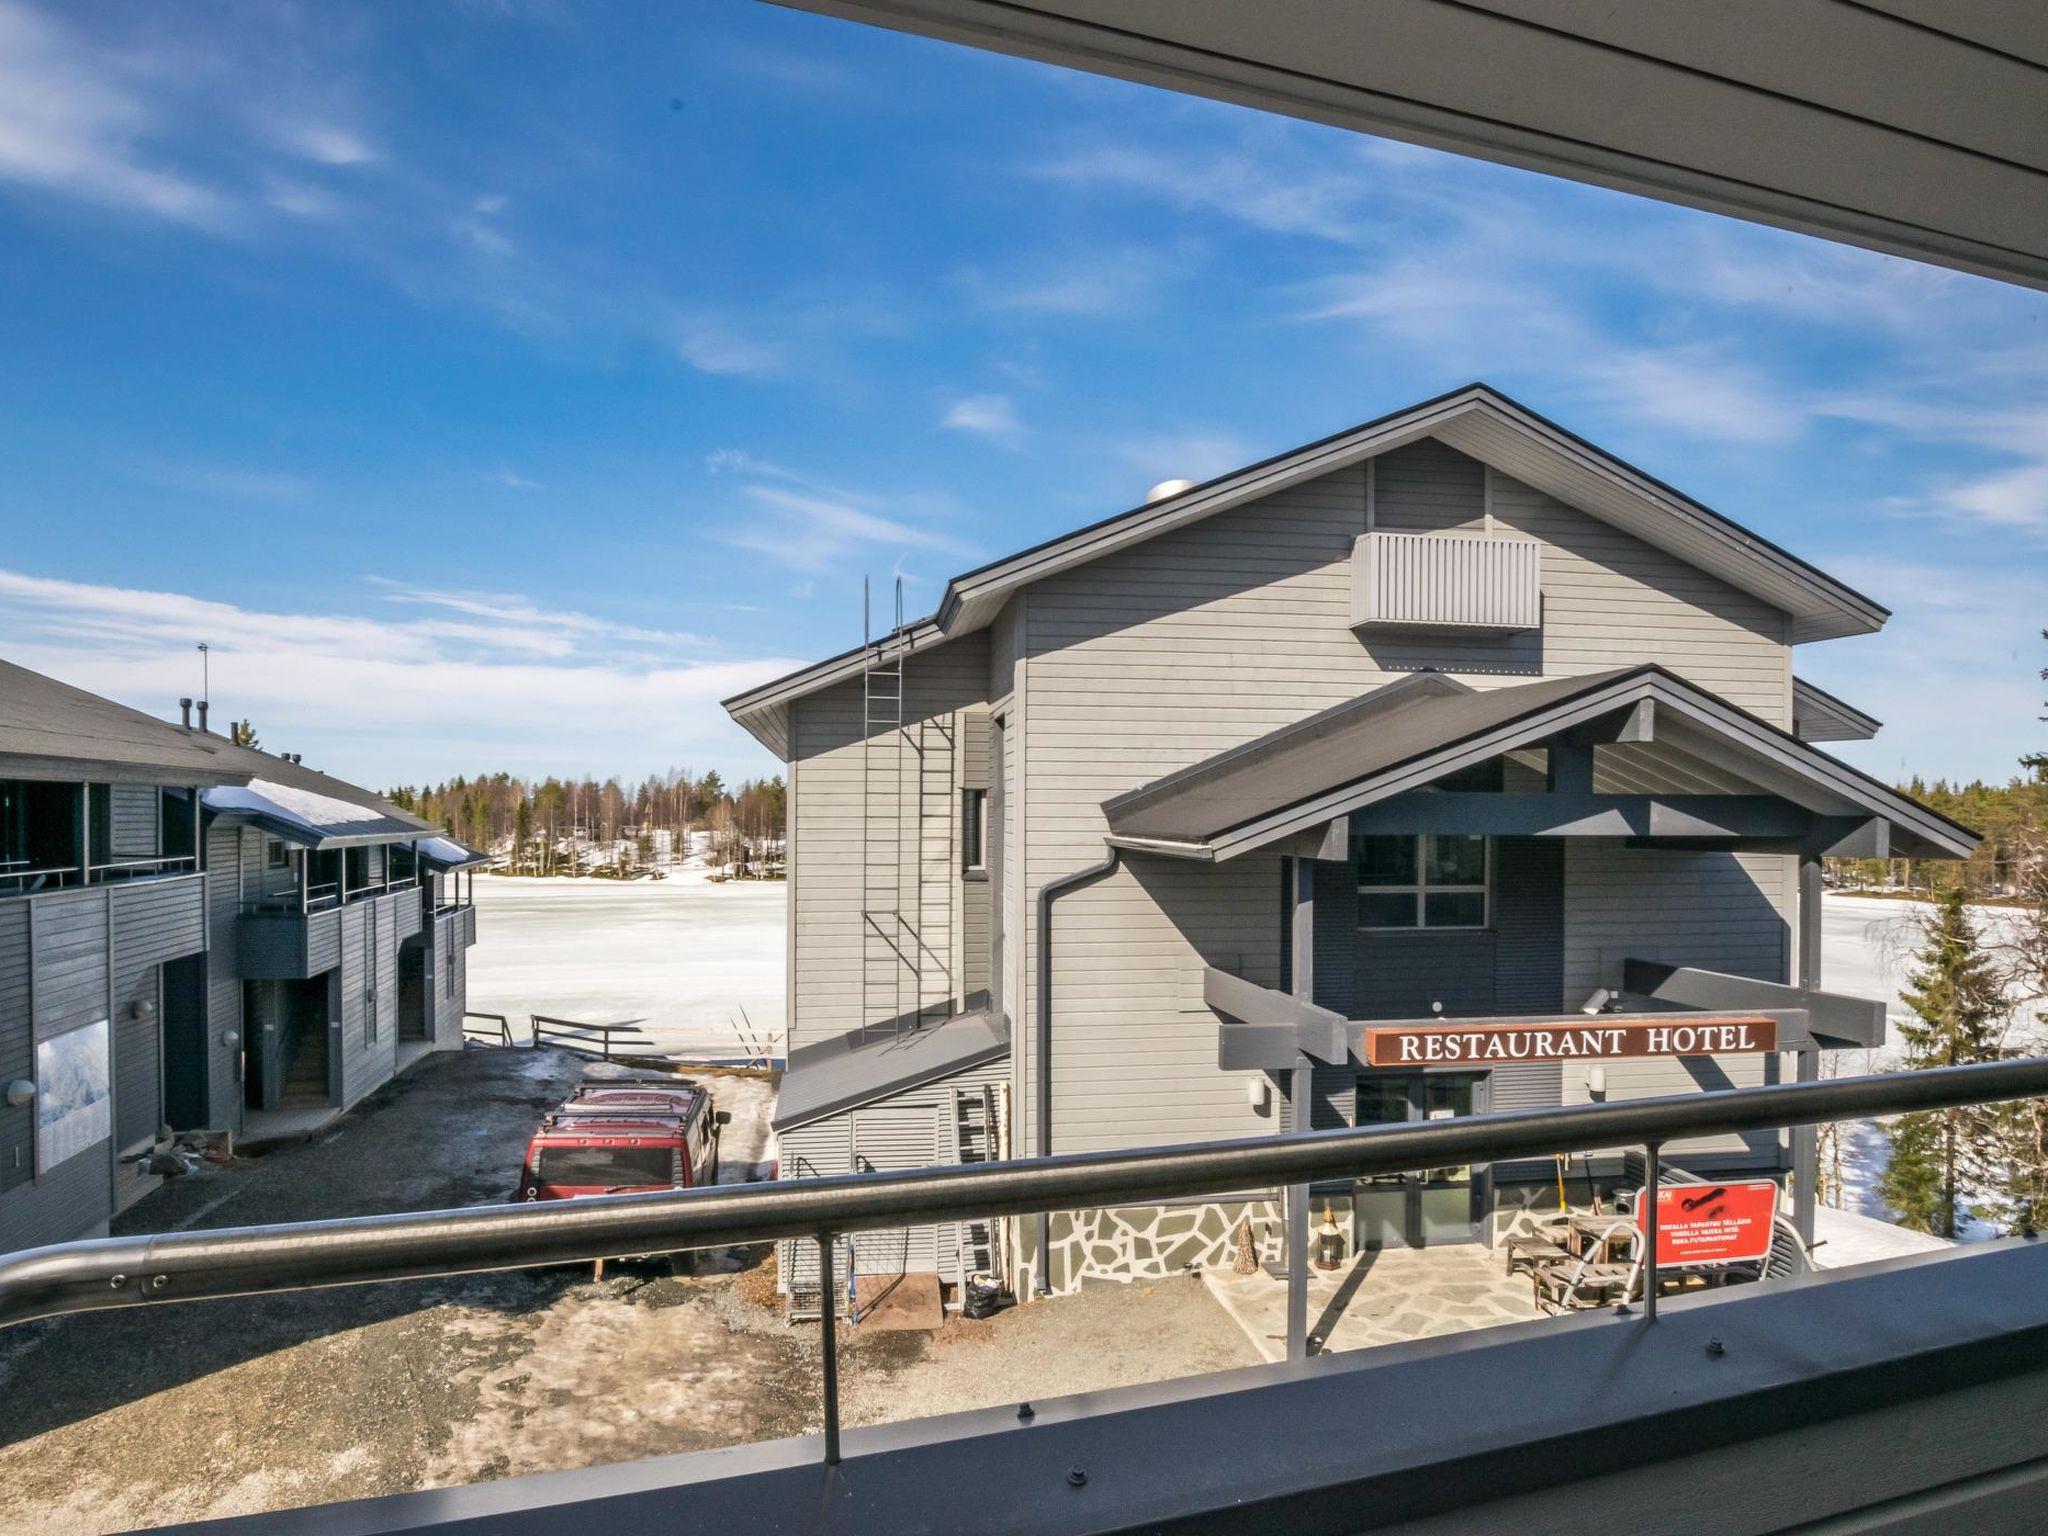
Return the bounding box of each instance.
[1102,665,1977,860]
[1104,668,1628,842]
[773,1011,1010,1132]
[0,659,255,786]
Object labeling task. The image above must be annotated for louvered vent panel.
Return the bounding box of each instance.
[1352,531,1541,631]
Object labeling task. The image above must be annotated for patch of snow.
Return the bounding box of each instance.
[465,874,785,1063]
[206,779,390,833]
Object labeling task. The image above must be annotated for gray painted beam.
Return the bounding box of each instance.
[1286,857,1313,1364]
[1349,792,1812,840]
[1621,959,1882,1049]
[1794,856,1825,1247]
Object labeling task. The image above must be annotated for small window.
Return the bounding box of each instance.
[1357,834,1489,930]
[266,838,289,871]
[961,787,988,874]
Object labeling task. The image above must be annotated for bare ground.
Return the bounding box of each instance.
[0,1048,1253,1534]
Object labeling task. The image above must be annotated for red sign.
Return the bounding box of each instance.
[1639,1180,1780,1267]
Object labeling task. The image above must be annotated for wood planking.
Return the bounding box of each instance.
[776,1052,1009,1288]
[1017,438,1797,1157]
[1561,840,1788,1157]
[0,902,30,1197]
[787,629,989,1050]
[107,783,160,860]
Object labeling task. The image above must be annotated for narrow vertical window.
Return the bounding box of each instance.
[961,788,987,874]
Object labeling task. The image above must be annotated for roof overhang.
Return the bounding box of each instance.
[773,1011,1011,1132]
[203,782,437,851]
[1793,677,1883,744]
[418,836,492,871]
[765,1,2048,293]
[724,387,1889,752]
[1103,666,1977,863]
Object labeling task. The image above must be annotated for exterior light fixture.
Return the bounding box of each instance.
[5,1080,33,1108]
[1247,1077,1271,1113]
[1588,1066,1608,1102]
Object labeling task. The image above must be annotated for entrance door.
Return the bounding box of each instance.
[1352,1073,1488,1249]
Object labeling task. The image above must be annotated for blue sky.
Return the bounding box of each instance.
[0,0,2042,789]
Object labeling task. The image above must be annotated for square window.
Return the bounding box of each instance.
[1360,891,1420,928]
[1426,834,1487,886]
[1425,890,1487,928]
[1354,835,1417,886]
[266,838,289,871]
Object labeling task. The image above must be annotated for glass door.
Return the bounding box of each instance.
[1353,1073,1488,1248]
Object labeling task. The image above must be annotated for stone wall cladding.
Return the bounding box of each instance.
[1048,1198,1286,1292]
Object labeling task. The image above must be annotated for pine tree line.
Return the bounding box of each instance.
[384,769,786,872]
[1878,631,2048,1237]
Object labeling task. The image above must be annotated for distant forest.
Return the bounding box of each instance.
[1830,776,2048,898]
[385,769,785,868]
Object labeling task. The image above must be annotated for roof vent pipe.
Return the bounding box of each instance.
[197,700,209,733]
[1145,478,1196,504]
[179,698,193,729]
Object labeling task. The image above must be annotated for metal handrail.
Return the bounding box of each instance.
[3,1058,2045,1464]
[2,1058,2042,1328]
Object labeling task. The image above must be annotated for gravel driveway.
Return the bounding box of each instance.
[0,1046,1254,1533]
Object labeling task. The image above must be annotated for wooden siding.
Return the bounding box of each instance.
[108,783,160,860]
[204,823,246,1132]
[1562,840,1790,1158]
[1013,436,1794,1163]
[787,629,990,1052]
[777,1052,1009,1287]
[0,903,31,1202]
[109,876,205,1150]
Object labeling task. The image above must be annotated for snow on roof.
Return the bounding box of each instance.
[204,777,430,847]
[418,835,490,869]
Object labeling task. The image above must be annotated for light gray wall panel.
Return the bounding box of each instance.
[204,823,245,1132]
[107,783,160,860]
[0,903,31,1199]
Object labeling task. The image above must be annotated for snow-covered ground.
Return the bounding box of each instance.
[465,869,785,1063]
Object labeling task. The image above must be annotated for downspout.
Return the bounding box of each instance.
[1033,846,1121,1298]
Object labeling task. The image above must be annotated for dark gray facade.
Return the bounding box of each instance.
[1,663,481,1254]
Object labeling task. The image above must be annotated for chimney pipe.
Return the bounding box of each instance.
[197,700,209,734]
[179,698,193,729]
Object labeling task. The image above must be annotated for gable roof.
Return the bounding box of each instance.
[0,658,254,787]
[725,384,1888,753]
[773,1009,1010,1132]
[1101,664,1975,863]
[1792,677,1882,743]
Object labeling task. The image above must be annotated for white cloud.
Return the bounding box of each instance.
[706,458,972,574]
[275,121,377,166]
[959,248,1172,316]
[942,393,1024,448]
[0,566,794,780]
[676,314,786,377]
[0,0,226,225]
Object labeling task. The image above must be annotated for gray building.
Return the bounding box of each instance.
[727,384,1976,1311]
[1,661,481,1253]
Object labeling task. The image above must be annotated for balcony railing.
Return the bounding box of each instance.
[0,853,199,897]
[3,1056,2045,1473]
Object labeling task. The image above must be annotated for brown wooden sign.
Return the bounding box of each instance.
[1362,1015,1777,1068]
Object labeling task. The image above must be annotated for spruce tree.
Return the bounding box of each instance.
[1880,885,2007,1237]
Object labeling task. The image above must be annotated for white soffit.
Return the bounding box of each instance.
[767,0,2048,292]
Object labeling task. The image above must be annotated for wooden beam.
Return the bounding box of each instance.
[1349,792,1811,839]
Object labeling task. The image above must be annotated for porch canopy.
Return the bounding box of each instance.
[1102,665,1977,866]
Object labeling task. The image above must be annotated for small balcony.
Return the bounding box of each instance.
[1351,530,1541,632]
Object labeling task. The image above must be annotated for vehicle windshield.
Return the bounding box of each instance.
[536,1145,674,1188]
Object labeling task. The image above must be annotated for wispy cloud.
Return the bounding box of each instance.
[0,0,226,225]
[942,393,1024,448]
[707,452,972,574]
[126,459,313,502]
[274,121,378,167]
[1115,432,1252,488]
[958,247,1174,316]
[675,313,787,377]
[0,567,793,779]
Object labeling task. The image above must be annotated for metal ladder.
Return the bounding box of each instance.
[950,1083,1010,1285]
[860,577,912,1040]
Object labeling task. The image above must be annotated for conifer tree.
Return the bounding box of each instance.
[1880,885,2007,1237]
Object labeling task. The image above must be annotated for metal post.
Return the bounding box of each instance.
[1794,853,1824,1246]
[1642,1142,1662,1322]
[818,1231,842,1466]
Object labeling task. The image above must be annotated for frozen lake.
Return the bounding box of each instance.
[462,880,1969,1073]
[465,872,786,1063]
